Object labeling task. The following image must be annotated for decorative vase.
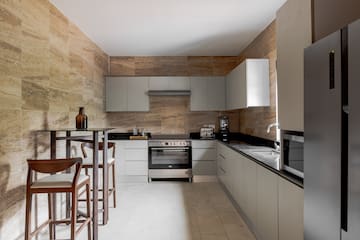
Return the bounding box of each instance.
[76,107,88,129]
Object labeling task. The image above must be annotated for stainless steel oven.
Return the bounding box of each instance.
[148,140,192,182]
[281,130,304,178]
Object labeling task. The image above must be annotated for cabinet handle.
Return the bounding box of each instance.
[329,50,335,89]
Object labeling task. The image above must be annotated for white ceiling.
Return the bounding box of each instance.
[50,0,286,56]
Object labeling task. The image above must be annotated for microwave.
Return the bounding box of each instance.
[281,130,304,178]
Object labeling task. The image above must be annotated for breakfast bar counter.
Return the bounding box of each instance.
[36,128,114,240]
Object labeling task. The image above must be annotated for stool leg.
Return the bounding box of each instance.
[71,191,78,240]
[25,192,32,240]
[48,193,55,240]
[86,183,92,240]
[112,164,117,208]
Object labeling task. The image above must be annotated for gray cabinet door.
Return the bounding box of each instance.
[256,166,278,240]
[127,77,149,111]
[106,77,127,111]
[278,178,304,240]
[190,77,208,111]
[207,77,226,111]
[276,0,312,131]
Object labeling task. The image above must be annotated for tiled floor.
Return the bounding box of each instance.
[41,182,255,240]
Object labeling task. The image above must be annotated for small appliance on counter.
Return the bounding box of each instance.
[200,124,215,139]
[219,115,229,142]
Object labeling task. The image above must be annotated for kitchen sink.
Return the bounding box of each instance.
[230,143,272,151]
[242,149,280,169]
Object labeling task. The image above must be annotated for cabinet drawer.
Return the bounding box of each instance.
[192,148,217,161]
[193,161,217,175]
[124,149,148,161]
[192,140,216,149]
[124,140,148,149]
[125,161,148,176]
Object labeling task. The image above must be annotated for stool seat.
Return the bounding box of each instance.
[82,157,115,166]
[31,174,90,189]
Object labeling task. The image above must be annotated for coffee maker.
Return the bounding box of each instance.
[219,116,229,142]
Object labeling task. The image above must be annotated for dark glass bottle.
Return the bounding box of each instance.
[76,107,88,129]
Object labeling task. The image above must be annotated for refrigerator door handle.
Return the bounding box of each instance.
[329,50,336,89]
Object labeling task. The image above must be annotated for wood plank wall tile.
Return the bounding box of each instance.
[0,1,109,239]
[107,96,222,134]
[110,56,241,76]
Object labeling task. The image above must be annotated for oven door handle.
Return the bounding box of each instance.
[150,147,189,151]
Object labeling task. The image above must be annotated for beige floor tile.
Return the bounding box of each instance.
[37,182,255,240]
[201,233,230,240]
[224,224,256,240]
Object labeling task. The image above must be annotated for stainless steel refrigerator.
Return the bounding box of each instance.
[304,18,360,240]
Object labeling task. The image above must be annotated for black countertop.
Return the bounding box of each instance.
[190,132,303,188]
[108,131,303,188]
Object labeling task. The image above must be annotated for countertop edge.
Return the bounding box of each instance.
[218,141,303,188]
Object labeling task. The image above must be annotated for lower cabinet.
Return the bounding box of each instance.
[217,142,303,240]
[278,177,304,240]
[256,165,279,240]
[113,140,148,182]
[192,140,217,181]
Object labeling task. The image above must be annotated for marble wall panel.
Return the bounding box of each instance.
[0,1,109,239]
[21,80,49,111]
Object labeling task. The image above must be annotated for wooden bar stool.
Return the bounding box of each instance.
[25,158,91,240]
[80,142,117,208]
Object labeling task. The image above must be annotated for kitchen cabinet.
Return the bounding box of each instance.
[225,59,270,110]
[192,140,217,180]
[217,143,226,184]
[276,0,312,131]
[278,177,304,240]
[105,76,127,112]
[217,142,303,240]
[313,0,360,41]
[105,77,149,112]
[149,76,190,90]
[113,140,148,182]
[190,77,226,111]
[242,155,257,228]
[256,165,278,240]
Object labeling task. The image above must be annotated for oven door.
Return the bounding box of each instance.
[282,132,304,178]
[149,147,192,169]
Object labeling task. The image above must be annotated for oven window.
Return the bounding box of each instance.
[150,148,190,165]
[284,140,304,172]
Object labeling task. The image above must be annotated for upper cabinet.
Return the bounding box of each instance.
[313,0,360,41]
[149,76,190,90]
[225,59,270,110]
[190,77,226,111]
[276,0,312,131]
[106,77,149,112]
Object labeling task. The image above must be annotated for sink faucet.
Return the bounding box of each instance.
[266,123,280,151]
[266,123,279,133]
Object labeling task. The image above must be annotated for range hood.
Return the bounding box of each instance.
[147,90,191,96]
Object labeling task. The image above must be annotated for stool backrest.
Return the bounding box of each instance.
[27,158,83,188]
[81,142,115,159]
